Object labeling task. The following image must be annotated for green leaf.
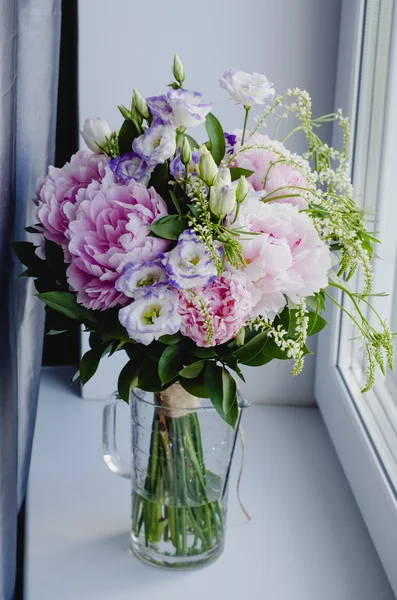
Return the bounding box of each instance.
[150,215,189,240]
[205,363,238,427]
[158,345,185,385]
[243,353,274,367]
[188,345,217,358]
[148,163,168,196]
[118,358,142,402]
[229,167,254,181]
[13,241,41,269]
[80,343,112,386]
[138,359,166,392]
[44,239,67,286]
[169,190,182,216]
[25,226,40,234]
[222,356,246,382]
[306,312,327,336]
[183,134,199,149]
[179,361,204,379]
[118,119,140,156]
[188,203,201,219]
[205,113,226,165]
[46,329,67,336]
[36,291,98,325]
[221,368,238,428]
[233,331,269,363]
[159,332,182,345]
[179,374,209,398]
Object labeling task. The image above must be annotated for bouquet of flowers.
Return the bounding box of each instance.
[14,54,394,567]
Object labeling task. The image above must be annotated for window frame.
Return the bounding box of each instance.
[315,0,397,593]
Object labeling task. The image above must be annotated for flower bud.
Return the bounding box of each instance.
[235,326,245,346]
[80,118,112,153]
[215,167,232,187]
[209,184,236,219]
[131,106,143,126]
[181,137,192,166]
[173,53,185,85]
[235,175,250,204]
[133,88,150,120]
[196,147,218,186]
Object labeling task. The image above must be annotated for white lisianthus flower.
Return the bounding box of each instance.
[133,120,176,166]
[116,261,168,299]
[162,230,220,289]
[219,70,275,106]
[167,89,213,129]
[118,287,180,345]
[80,118,112,153]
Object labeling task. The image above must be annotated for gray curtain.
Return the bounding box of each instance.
[0,1,62,598]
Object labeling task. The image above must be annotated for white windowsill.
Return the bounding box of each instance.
[27,367,395,600]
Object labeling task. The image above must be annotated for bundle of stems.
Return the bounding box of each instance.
[132,410,224,556]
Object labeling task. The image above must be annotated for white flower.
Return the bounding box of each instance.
[80,118,112,153]
[133,121,176,166]
[116,261,168,298]
[215,167,232,187]
[162,230,219,289]
[219,70,275,107]
[167,89,213,129]
[196,146,218,185]
[118,287,180,345]
[210,185,236,219]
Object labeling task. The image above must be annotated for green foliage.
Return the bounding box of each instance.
[205,113,226,165]
[158,345,185,385]
[118,119,140,155]
[204,362,238,428]
[150,215,189,240]
[80,342,112,385]
[118,359,142,402]
[229,167,254,181]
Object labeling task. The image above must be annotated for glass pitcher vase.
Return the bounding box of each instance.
[103,383,248,570]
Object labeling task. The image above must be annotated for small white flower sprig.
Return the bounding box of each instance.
[237,88,395,390]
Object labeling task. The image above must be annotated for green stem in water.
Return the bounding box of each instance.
[241,107,250,146]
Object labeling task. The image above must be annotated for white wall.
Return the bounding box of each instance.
[78,0,342,403]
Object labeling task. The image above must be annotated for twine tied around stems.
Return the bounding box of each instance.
[237,425,251,521]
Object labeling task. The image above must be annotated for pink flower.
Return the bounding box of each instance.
[228,199,331,318]
[35,150,109,251]
[66,179,169,311]
[178,271,253,346]
[232,131,308,208]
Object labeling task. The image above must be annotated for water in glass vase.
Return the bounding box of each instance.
[130,408,229,569]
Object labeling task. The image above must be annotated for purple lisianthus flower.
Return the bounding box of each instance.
[224,132,237,154]
[116,261,168,298]
[118,286,180,345]
[170,150,201,181]
[147,95,173,121]
[109,152,153,185]
[167,88,213,129]
[133,120,176,166]
[162,230,220,290]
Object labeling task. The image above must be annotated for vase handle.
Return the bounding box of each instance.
[102,394,131,479]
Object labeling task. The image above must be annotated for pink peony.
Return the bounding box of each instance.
[66,178,169,310]
[232,131,308,208]
[178,271,253,346]
[35,150,109,251]
[228,198,331,318]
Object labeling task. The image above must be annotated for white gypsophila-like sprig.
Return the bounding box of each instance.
[247,303,309,377]
[186,175,247,272]
[188,290,215,346]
